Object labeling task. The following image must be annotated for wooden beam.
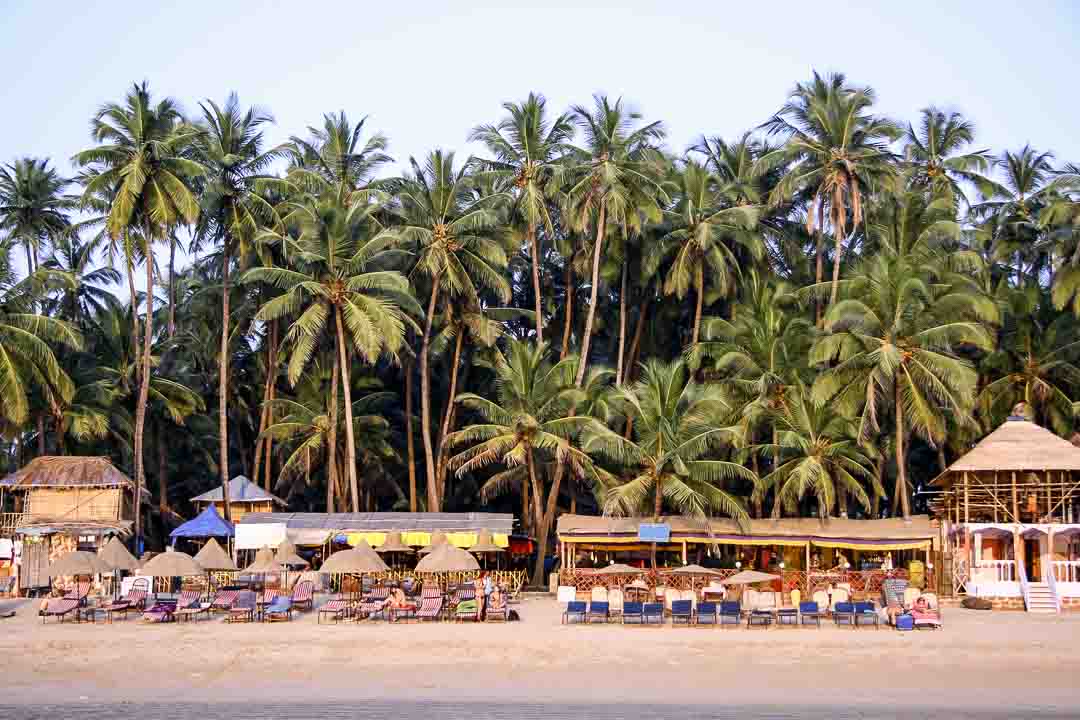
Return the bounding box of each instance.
[1012,471,1019,525]
[964,472,970,525]
[968,473,1019,523]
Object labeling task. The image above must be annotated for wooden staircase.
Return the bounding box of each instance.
[1025,582,1058,613]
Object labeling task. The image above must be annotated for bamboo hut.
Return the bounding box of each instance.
[190,476,285,525]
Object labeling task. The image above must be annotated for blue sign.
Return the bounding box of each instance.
[638,523,671,542]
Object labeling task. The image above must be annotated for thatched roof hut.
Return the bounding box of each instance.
[932,417,1080,480]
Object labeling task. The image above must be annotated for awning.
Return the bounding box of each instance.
[345,530,509,549]
[810,538,932,551]
[560,534,809,548]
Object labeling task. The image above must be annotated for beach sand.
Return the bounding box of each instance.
[2,596,1079,711]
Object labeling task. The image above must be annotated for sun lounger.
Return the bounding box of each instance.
[359,587,391,619]
[562,600,586,624]
[421,586,442,599]
[854,601,879,629]
[41,598,80,624]
[318,597,349,624]
[101,588,148,622]
[671,600,693,626]
[455,599,479,622]
[291,581,314,612]
[719,601,741,627]
[391,602,419,623]
[227,591,256,623]
[799,600,824,628]
[210,590,239,612]
[485,604,509,622]
[642,602,664,625]
[695,601,718,626]
[913,610,943,630]
[264,596,293,622]
[417,596,443,622]
[833,601,856,628]
[63,581,91,607]
[587,601,609,623]
[141,601,176,623]
[621,601,644,625]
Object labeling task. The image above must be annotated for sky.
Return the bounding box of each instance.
[2,0,1079,275]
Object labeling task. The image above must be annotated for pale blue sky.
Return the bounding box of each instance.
[2,1,1078,219]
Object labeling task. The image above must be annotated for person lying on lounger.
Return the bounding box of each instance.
[910,596,938,620]
[374,587,409,614]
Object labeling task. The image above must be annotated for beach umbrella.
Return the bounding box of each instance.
[418,531,447,555]
[467,530,503,554]
[274,539,309,568]
[375,531,413,554]
[98,537,140,571]
[723,570,781,585]
[414,542,480,573]
[320,540,390,575]
[244,546,278,573]
[668,564,724,576]
[597,563,644,575]
[47,550,110,577]
[193,538,237,595]
[139,548,203,578]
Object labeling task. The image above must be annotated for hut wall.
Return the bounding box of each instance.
[26,488,122,521]
[203,501,272,523]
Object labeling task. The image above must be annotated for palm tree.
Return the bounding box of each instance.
[583,358,753,565]
[645,160,760,343]
[285,111,391,196]
[0,157,73,272]
[41,233,120,326]
[764,72,901,310]
[469,94,574,342]
[563,96,667,386]
[394,150,510,510]
[192,92,278,523]
[245,189,418,513]
[753,381,878,518]
[445,338,603,583]
[72,81,202,542]
[902,107,1001,204]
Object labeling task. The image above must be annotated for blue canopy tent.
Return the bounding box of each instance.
[170,504,235,546]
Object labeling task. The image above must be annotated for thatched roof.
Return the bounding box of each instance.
[274,539,309,568]
[0,456,137,491]
[193,538,236,571]
[190,476,286,507]
[139,549,203,577]
[376,531,413,553]
[467,529,503,554]
[414,543,480,573]
[557,514,935,542]
[319,541,389,574]
[932,418,1080,485]
[98,537,140,571]
[244,547,278,573]
[237,511,514,534]
[48,550,111,576]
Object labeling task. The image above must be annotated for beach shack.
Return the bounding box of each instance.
[556,514,937,599]
[189,475,286,524]
[0,456,144,593]
[931,415,1080,612]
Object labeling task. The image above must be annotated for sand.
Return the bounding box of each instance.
[2,596,1079,711]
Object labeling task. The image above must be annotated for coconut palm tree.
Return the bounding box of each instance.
[394,150,510,510]
[285,111,391,197]
[583,358,753,565]
[469,94,574,342]
[752,381,878,518]
[71,81,203,542]
[644,160,760,343]
[245,189,418,513]
[0,157,73,272]
[562,96,667,386]
[764,72,901,310]
[191,92,279,522]
[902,107,1001,204]
[41,233,120,326]
[445,337,604,583]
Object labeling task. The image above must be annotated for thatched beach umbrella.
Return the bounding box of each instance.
[468,530,503,554]
[275,539,309,568]
[98,537,140,571]
[244,546,278,573]
[193,538,236,595]
[418,531,447,555]
[320,540,389,575]
[140,548,203,578]
[376,531,413,554]
[668,564,724,576]
[598,563,643,576]
[414,542,480,573]
[48,550,110,578]
[723,569,780,585]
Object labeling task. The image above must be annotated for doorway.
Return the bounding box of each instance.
[1023,538,1041,581]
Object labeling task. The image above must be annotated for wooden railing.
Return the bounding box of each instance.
[0,513,23,536]
[1052,560,1080,584]
[976,560,1016,583]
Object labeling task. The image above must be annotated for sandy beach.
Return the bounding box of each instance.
[1,596,1079,715]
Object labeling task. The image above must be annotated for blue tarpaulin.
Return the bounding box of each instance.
[170,504,235,540]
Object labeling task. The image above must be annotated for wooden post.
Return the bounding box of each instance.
[963,472,971,578]
[964,472,970,525]
[1046,471,1052,522]
[805,542,811,571]
[1011,471,1019,524]
[681,540,687,565]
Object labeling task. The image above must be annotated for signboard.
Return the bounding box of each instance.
[638,523,671,543]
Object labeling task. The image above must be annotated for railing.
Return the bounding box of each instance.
[1017,555,1031,610]
[976,560,1016,583]
[1051,560,1080,584]
[0,513,23,536]
[1043,561,1062,613]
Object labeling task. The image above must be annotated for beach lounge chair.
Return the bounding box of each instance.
[833,601,856,628]
[174,590,211,623]
[291,581,314,612]
[141,601,176,623]
[318,597,349,624]
[101,588,148,622]
[485,603,509,622]
[854,601,879,629]
[63,581,91,607]
[587,601,610,623]
[41,597,80,624]
[228,591,256,623]
[360,587,391,619]
[913,609,943,630]
[455,598,480,622]
[210,590,239,612]
[719,601,741,627]
[562,601,586,624]
[694,601,717,626]
[799,601,824,628]
[830,588,850,611]
[263,596,293,622]
[417,596,443,622]
[642,602,664,625]
[392,601,419,623]
[621,601,644,625]
[670,600,693,626]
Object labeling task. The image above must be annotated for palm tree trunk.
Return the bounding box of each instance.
[625,295,648,385]
[157,424,168,514]
[530,449,567,588]
[405,358,417,512]
[691,265,705,345]
[895,380,912,519]
[560,263,574,360]
[133,233,155,546]
[575,201,606,387]
[263,327,277,492]
[528,224,544,342]
[814,198,825,326]
[124,237,140,382]
[419,279,441,510]
[167,235,177,339]
[436,330,465,501]
[24,241,35,274]
[334,305,361,513]
[218,251,232,522]
[616,261,628,385]
[872,454,883,517]
[828,229,847,310]
[651,473,663,569]
[36,415,44,456]
[252,324,275,483]
[327,351,340,513]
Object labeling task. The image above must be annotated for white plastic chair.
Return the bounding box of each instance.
[608,587,624,614]
[591,586,608,603]
[812,590,828,611]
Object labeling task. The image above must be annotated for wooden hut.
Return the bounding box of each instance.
[189,475,285,524]
[0,456,144,593]
[930,415,1080,612]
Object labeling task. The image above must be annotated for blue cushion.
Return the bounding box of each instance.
[720,601,740,613]
[799,601,819,613]
[643,603,663,615]
[835,602,854,613]
[589,601,609,613]
[697,602,717,615]
[623,602,643,614]
[566,601,586,613]
[671,600,692,614]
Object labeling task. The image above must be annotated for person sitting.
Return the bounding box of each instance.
[489,587,506,612]
[909,596,938,620]
[373,587,409,617]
